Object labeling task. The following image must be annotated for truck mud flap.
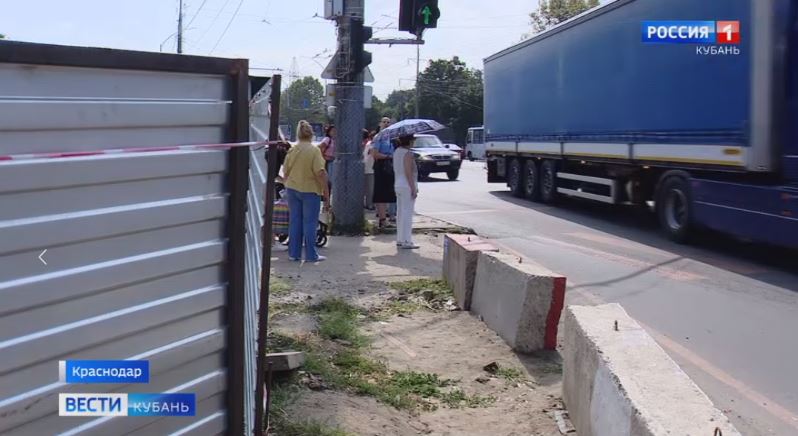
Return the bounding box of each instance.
[487,157,506,183]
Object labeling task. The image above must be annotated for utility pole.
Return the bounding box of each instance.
[415,43,421,118]
[177,0,184,54]
[332,0,366,233]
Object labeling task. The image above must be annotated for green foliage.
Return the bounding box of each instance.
[312,298,368,346]
[390,278,452,299]
[528,0,600,35]
[365,95,387,132]
[416,57,483,145]
[495,366,526,384]
[439,388,496,409]
[0,34,5,40]
[271,275,292,296]
[380,89,416,124]
[281,76,327,136]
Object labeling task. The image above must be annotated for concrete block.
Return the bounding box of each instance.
[471,251,566,352]
[442,234,499,310]
[266,351,305,372]
[563,304,741,436]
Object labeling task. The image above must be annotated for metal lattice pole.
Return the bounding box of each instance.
[332,0,365,233]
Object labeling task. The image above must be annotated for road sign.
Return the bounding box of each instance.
[324,0,343,19]
[321,53,338,80]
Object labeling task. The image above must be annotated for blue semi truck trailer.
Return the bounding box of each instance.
[484,0,798,248]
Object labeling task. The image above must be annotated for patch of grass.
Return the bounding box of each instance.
[271,275,292,296]
[275,421,352,436]
[312,298,368,347]
[390,278,452,299]
[269,383,350,436]
[270,301,309,318]
[495,366,526,384]
[439,389,496,409]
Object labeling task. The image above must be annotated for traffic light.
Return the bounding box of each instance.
[416,0,439,30]
[350,18,373,75]
[399,0,440,35]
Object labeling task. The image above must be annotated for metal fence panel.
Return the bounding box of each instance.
[243,79,271,436]
[0,150,232,435]
[0,63,229,155]
[0,42,258,435]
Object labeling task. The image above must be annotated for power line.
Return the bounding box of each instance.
[209,0,245,54]
[195,0,232,47]
[186,0,210,28]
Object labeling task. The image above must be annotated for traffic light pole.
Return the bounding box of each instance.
[415,43,420,118]
[332,0,366,234]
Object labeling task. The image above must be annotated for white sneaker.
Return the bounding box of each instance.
[309,255,327,263]
[400,243,420,250]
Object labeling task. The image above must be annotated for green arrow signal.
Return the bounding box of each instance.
[421,5,432,25]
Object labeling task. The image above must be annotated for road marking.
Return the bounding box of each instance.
[420,209,497,216]
[571,287,798,432]
[38,249,48,266]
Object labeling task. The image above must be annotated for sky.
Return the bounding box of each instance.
[0,0,534,99]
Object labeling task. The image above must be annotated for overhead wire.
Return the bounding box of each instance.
[186,0,209,28]
[209,0,246,54]
[195,0,233,46]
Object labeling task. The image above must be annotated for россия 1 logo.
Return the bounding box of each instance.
[641,20,740,55]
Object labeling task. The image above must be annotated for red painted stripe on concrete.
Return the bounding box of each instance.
[544,276,567,350]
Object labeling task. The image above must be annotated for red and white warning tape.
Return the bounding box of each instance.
[0,141,287,162]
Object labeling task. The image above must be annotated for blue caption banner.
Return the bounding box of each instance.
[642,21,717,44]
[127,393,196,416]
[60,360,149,384]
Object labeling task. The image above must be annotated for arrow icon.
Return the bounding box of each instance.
[38,249,48,265]
[421,5,432,25]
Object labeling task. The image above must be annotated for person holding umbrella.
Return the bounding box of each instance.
[371,118,446,234]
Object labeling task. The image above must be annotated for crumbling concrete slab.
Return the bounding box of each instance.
[562,304,741,436]
[442,234,499,310]
[471,251,566,352]
[266,351,305,372]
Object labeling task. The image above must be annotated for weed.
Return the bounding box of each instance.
[439,389,496,409]
[390,278,452,299]
[495,366,526,383]
[312,298,368,346]
[271,275,292,296]
[271,420,351,436]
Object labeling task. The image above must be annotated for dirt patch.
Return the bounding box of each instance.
[268,233,565,436]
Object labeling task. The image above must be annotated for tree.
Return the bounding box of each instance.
[0,34,5,40]
[280,76,326,138]
[365,96,387,132]
[381,89,415,124]
[416,57,483,145]
[528,0,599,35]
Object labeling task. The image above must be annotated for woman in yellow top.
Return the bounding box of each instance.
[282,120,331,262]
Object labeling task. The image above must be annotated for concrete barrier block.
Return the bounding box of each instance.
[471,251,566,352]
[442,234,499,310]
[563,304,741,436]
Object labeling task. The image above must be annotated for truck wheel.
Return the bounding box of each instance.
[523,160,540,201]
[540,160,559,204]
[657,176,693,243]
[508,158,524,198]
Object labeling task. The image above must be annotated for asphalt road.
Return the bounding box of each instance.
[416,161,798,436]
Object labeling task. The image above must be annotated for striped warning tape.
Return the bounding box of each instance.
[0,141,288,162]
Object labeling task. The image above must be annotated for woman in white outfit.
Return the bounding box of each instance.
[393,135,419,249]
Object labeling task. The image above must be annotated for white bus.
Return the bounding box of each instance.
[465,126,486,161]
